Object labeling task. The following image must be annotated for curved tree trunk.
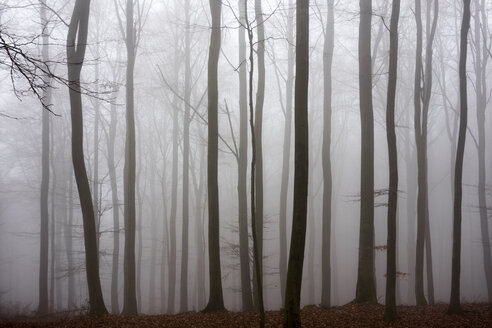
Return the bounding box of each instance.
[448,0,470,314]
[66,0,107,315]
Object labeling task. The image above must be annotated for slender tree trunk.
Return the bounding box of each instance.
[283,0,309,326]
[38,0,50,315]
[49,128,56,312]
[384,0,400,321]
[279,0,294,303]
[93,57,100,253]
[252,0,266,311]
[167,52,179,314]
[67,0,107,314]
[355,0,376,304]
[180,0,191,313]
[474,0,492,303]
[66,172,75,309]
[122,0,138,315]
[108,88,120,314]
[203,0,225,312]
[193,142,206,309]
[237,0,253,312]
[448,0,470,314]
[160,147,169,314]
[413,0,426,306]
[321,0,334,309]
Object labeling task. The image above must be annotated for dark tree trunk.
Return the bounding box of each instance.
[38,0,50,315]
[384,0,400,321]
[448,0,470,314]
[49,131,56,312]
[122,0,138,315]
[237,0,253,312]
[180,0,191,313]
[283,0,309,326]
[355,0,376,304]
[252,0,265,310]
[66,172,75,309]
[321,0,334,309]
[279,0,294,303]
[203,0,225,312]
[66,0,107,315]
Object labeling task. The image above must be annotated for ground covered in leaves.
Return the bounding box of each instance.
[1,303,491,327]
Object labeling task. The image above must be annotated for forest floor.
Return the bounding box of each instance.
[1,303,491,327]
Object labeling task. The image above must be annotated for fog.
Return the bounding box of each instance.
[0,0,491,318]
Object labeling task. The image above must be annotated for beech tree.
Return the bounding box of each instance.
[448,0,470,315]
[66,0,107,315]
[283,0,309,326]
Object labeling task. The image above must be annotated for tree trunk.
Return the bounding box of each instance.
[237,0,253,312]
[283,0,309,326]
[66,172,75,309]
[93,57,100,254]
[38,0,50,315]
[49,127,56,312]
[448,0,470,314]
[279,0,294,304]
[108,88,120,314]
[66,0,107,315]
[384,0,400,321]
[321,0,334,309]
[180,0,191,313]
[355,0,376,304]
[167,52,179,314]
[252,0,265,311]
[122,0,138,315]
[474,0,492,303]
[203,0,225,312]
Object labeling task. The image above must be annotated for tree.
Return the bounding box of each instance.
[321,0,334,309]
[447,0,470,315]
[384,0,400,322]
[279,0,294,303]
[413,0,438,306]
[66,0,107,315]
[283,0,309,326]
[203,0,225,312]
[180,0,191,313]
[237,0,254,312]
[37,0,50,316]
[252,0,266,310]
[472,0,492,303]
[355,0,376,304]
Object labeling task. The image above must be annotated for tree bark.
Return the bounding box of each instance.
[448,0,470,314]
[66,0,107,315]
[279,0,294,304]
[237,0,253,312]
[355,0,377,304]
[283,0,309,326]
[321,0,334,309]
[180,0,191,313]
[203,0,225,312]
[122,0,138,315]
[384,0,400,321]
[38,0,50,315]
